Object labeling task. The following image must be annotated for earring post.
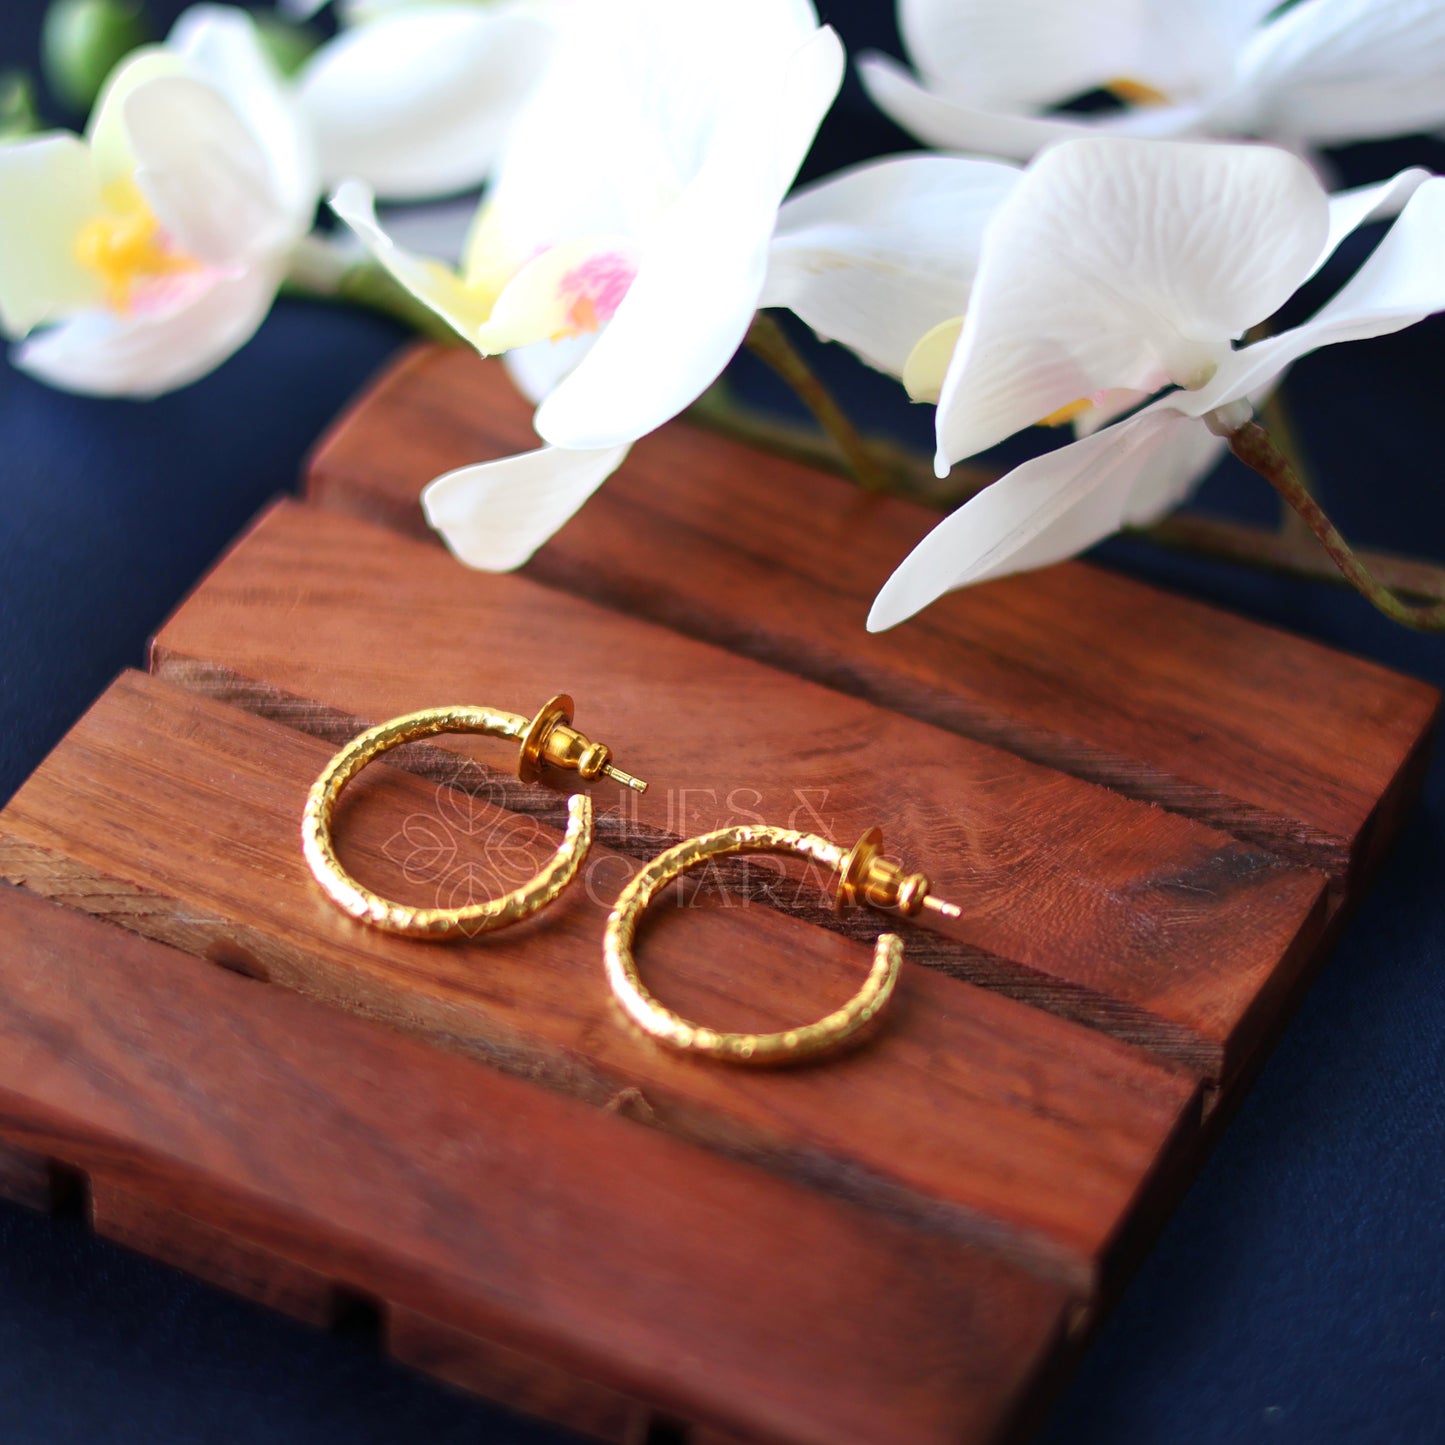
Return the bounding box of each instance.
[604,764,648,794]
[922,895,963,919]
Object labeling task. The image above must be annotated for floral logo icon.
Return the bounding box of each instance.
[381,760,552,910]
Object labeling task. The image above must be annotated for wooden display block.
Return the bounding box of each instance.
[308,344,1438,887]
[0,340,1434,1443]
[151,501,1331,1084]
[0,884,1072,1445]
[0,670,1199,1290]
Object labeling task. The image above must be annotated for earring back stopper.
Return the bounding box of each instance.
[833,827,962,918]
[518,694,648,793]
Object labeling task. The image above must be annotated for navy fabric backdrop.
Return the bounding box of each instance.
[1,4,1443,1442]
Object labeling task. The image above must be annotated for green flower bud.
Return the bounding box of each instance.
[0,71,43,141]
[42,0,151,116]
[251,15,323,79]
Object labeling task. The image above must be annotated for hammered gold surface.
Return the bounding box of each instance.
[604,826,903,1066]
[301,705,592,938]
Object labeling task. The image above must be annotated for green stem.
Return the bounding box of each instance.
[1229,420,1445,629]
[1258,387,1318,549]
[686,380,994,507]
[743,311,889,492]
[1141,512,1445,602]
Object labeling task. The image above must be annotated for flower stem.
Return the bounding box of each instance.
[743,311,889,492]
[686,379,993,507]
[1228,419,1445,629]
[1258,386,1319,549]
[1141,512,1445,602]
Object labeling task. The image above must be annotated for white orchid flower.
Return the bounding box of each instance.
[297,2,554,201]
[334,0,844,570]
[859,0,1445,162]
[868,140,1445,630]
[0,5,316,398]
[760,151,1020,382]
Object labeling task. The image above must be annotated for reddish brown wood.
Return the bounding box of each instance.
[0,882,1075,1445]
[90,1180,340,1326]
[152,498,1330,1082]
[306,344,1438,886]
[0,671,1199,1290]
[0,1136,57,1211]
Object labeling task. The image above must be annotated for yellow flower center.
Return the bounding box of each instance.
[1038,397,1094,426]
[1104,77,1171,107]
[73,182,197,313]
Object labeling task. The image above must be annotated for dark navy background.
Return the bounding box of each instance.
[1,4,1442,1442]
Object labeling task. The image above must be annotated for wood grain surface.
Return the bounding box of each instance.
[0,670,1201,1290]
[0,882,1076,1445]
[0,340,1432,1445]
[306,344,1439,886]
[152,499,1331,1082]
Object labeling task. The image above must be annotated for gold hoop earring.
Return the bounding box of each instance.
[604,825,961,1065]
[303,695,647,939]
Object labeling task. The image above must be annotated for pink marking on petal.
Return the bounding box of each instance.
[129,265,225,316]
[558,251,637,335]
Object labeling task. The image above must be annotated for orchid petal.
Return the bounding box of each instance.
[1316,166,1432,274]
[535,23,844,449]
[480,0,733,260]
[857,49,1213,159]
[1187,176,1445,415]
[168,4,318,228]
[12,261,280,398]
[1236,0,1445,143]
[1117,407,1227,525]
[298,7,552,201]
[344,181,639,357]
[478,237,639,353]
[504,334,596,405]
[895,0,1159,109]
[0,133,106,335]
[869,409,1207,630]
[856,52,1102,160]
[933,138,1328,469]
[483,0,835,281]
[422,441,632,571]
[331,179,495,339]
[1072,388,1153,436]
[86,47,189,188]
[762,153,1019,377]
[124,76,287,266]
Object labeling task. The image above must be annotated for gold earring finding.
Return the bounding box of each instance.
[603,824,961,1065]
[303,695,647,939]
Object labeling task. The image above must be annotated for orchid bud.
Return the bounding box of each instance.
[252,15,322,79]
[42,0,150,115]
[0,72,42,140]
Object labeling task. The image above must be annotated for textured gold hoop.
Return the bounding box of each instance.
[604,825,904,1066]
[302,704,592,938]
